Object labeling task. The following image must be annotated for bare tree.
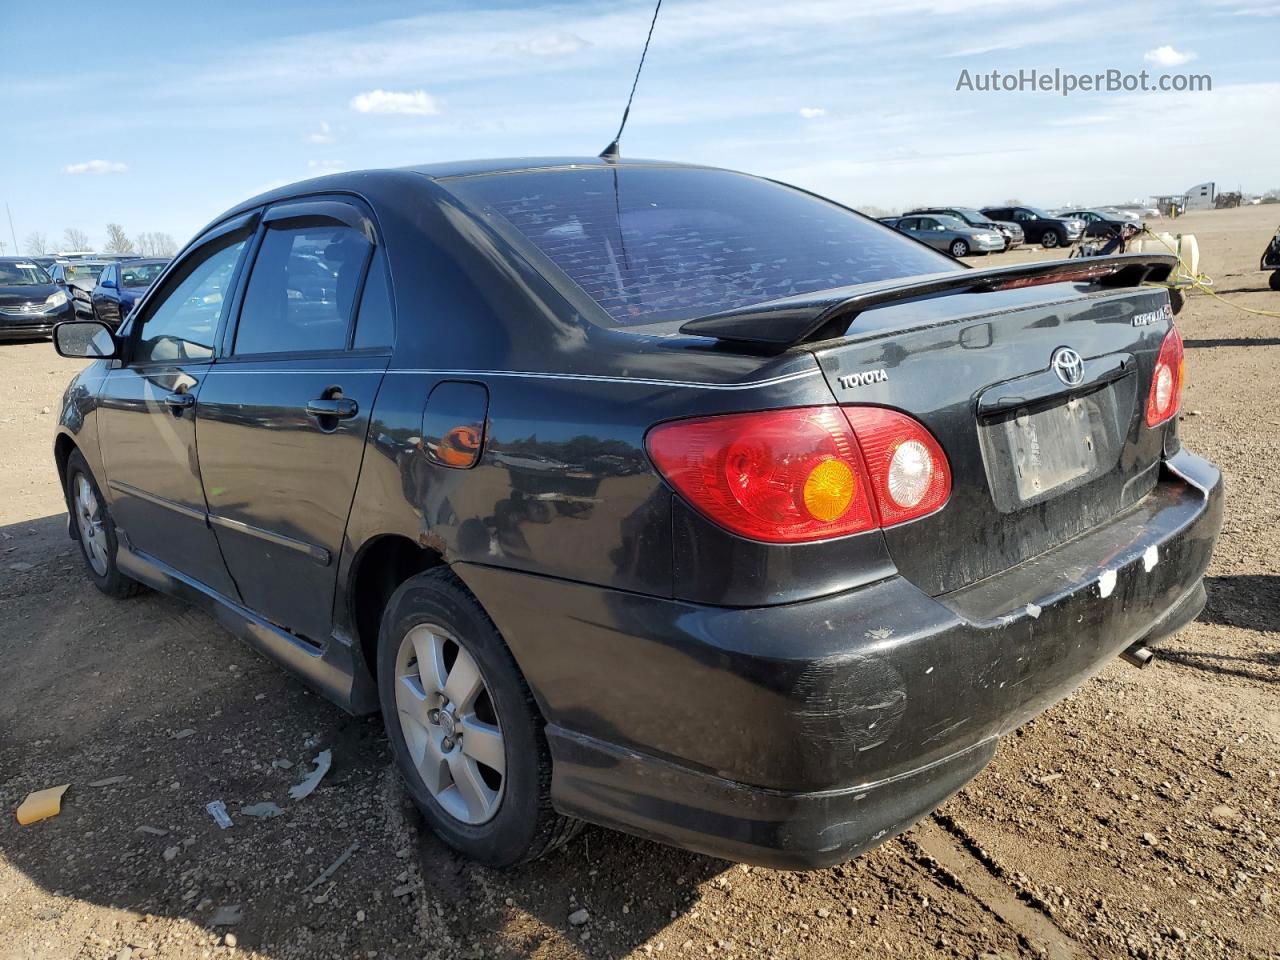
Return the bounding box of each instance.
[63,226,91,251]
[135,231,181,257]
[24,232,50,255]
[103,223,135,255]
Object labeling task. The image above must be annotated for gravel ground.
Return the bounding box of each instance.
[1,204,1277,960]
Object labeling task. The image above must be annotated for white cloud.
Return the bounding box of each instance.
[63,159,128,175]
[502,31,589,57]
[307,120,335,144]
[307,159,346,173]
[799,107,827,119]
[1144,45,1197,67]
[349,89,442,115]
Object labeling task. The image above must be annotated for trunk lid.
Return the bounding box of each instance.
[809,281,1177,595]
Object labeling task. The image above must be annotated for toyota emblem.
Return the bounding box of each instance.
[1051,347,1085,387]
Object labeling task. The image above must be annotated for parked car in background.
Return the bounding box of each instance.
[90,258,170,328]
[887,213,1005,257]
[49,157,1219,871]
[49,260,111,319]
[981,206,1083,249]
[0,257,74,340]
[1057,209,1140,239]
[904,207,1023,251]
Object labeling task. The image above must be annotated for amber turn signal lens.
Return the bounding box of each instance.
[802,458,856,522]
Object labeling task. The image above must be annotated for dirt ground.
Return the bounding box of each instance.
[1,205,1277,960]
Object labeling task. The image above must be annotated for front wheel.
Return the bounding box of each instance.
[1270,271,1280,292]
[376,568,581,866]
[1041,231,1061,249]
[65,449,142,598]
[949,239,970,257]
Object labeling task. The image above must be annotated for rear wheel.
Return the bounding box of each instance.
[1041,231,1061,249]
[376,568,580,866]
[1270,271,1280,292]
[65,449,142,598]
[949,239,970,258]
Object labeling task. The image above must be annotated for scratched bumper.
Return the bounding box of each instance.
[457,448,1223,868]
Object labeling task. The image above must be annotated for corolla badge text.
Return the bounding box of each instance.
[838,369,889,390]
[1132,303,1174,327]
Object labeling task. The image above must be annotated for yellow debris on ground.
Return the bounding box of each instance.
[16,784,70,825]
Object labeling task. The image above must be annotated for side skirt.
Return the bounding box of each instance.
[116,542,380,715]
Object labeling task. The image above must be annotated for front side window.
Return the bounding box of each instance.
[446,166,956,328]
[234,224,371,355]
[121,262,167,288]
[134,236,247,364]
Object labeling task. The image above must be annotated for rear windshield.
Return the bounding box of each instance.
[447,166,956,327]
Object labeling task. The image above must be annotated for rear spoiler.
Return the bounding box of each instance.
[678,253,1179,349]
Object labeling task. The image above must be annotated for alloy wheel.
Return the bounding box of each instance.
[74,474,109,577]
[394,623,506,824]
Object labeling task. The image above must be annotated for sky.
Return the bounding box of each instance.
[1,0,1276,254]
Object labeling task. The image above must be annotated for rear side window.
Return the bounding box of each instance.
[446,166,956,327]
[352,247,394,350]
[234,225,371,355]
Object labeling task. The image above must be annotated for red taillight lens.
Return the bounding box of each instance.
[646,405,950,543]
[843,407,952,526]
[1145,325,1185,427]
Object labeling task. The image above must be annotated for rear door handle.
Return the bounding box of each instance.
[164,391,195,411]
[306,397,359,419]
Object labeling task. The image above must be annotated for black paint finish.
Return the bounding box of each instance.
[53,158,1225,867]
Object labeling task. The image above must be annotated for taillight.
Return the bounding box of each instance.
[843,407,951,526]
[645,405,950,543]
[1145,325,1185,427]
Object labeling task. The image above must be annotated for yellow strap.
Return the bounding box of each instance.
[1140,227,1280,319]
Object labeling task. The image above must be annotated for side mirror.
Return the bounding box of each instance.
[53,321,118,359]
[101,277,117,289]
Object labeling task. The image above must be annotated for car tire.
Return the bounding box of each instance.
[1270,271,1280,292]
[64,449,143,599]
[376,567,582,867]
[950,239,970,257]
[1041,231,1061,249]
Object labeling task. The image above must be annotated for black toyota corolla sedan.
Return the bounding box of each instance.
[51,158,1222,869]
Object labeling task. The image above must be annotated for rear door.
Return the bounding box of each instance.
[194,198,393,642]
[96,216,256,599]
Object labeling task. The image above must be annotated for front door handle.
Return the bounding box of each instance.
[164,391,195,412]
[306,397,358,420]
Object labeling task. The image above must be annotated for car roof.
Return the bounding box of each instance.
[401,156,705,180]
[203,156,744,242]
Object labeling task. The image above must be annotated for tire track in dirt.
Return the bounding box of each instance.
[910,816,1083,960]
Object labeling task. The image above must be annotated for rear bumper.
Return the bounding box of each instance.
[457,449,1223,868]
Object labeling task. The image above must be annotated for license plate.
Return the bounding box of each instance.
[979,384,1125,512]
[1002,398,1098,501]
